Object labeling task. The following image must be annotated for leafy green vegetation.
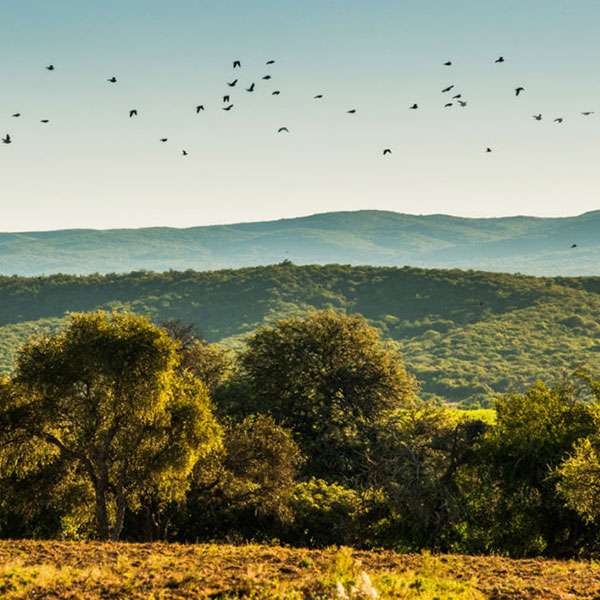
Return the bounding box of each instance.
[2,309,600,558]
[0,264,598,405]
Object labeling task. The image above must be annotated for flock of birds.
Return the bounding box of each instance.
[1,56,597,157]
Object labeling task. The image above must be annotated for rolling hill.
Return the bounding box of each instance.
[1,210,600,276]
[0,264,599,406]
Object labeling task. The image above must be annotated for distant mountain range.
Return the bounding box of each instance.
[1,210,599,276]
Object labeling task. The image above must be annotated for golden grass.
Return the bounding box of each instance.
[0,540,598,598]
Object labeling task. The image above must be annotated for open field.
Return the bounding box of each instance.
[0,541,598,599]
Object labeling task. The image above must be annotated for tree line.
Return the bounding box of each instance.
[1,309,599,556]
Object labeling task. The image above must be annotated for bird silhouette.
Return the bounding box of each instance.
[40,119,50,123]
[233,60,241,69]
[444,103,453,108]
[223,104,234,111]
[272,90,281,95]
[182,150,189,156]
[347,109,357,114]
[196,105,205,113]
[571,244,578,248]
[554,117,564,123]
[107,77,117,83]
[486,147,492,153]
[277,127,289,133]
[458,100,468,107]
[262,75,272,80]
[495,56,505,63]
[444,61,452,66]
[383,149,392,155]
[1,134,11,144]
[515,87,525,96]
[582,111,595,116]
[314,94,324,99]
[129,109,138,118]
[160,138,168,143]
[12,113,21,118]
[246,83,255,92]
[223,95,230,103]
[45,65,55,71]
[442,85,454,93]
[410,103,418,109]
[266,60,275,65]
[452,94,462,99]
[227,79,238,87]
[532,114,542,120]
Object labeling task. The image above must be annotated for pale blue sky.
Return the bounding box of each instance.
[1,0,599,231]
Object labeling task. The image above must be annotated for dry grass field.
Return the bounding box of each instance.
[0,541,598,599]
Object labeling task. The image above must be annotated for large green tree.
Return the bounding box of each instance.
[0,311,221,540]
[233,310,417,480]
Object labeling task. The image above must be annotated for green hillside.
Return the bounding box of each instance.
[1,264,599,405]
[2,210,600,276]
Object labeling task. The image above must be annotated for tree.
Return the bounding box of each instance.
[556,437,600,523]
[0,311,221,540]
[234,310,417,480]
[175,415,302,541]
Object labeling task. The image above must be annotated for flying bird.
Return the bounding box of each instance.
[452,94,462,99]
[486,147,492,153]
[383,148,392,155]
[1,134,11,144]
[45,65,55,71]
[182,150,188,156]
[223,95,230,103]
[233,60,241,68]
[107,76,117,83]
[532,114,542,121]
[160,138,168,143]
[442,85,455,93]
[554,117,564,123]
[582,111,595,116]
[444,103,453,108]
[12,113,21,118]
[314,94,324,99]
[129,109,138,118]
[40,119,50,123]
[262,75,272,80]
[444,61,452,66]
[495,56,505,63]
[246,83,255,92]
[571,244,578,248]
[223,104,234,111]
[458,100,468,107]
[196,105,205,113]
[272,90,281,95]
[227,79,238,87]
[266,60,275,65]
[347,109,357,114]
[515,87,525,96]
[409,103,418,109]
[277,127,289,133]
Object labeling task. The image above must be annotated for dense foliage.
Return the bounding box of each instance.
[1,309,600,557]
[0,264,599,405]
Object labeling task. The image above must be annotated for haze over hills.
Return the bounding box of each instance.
[1,210,600,276]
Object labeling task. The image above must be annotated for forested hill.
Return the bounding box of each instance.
[1,264,599,405]
[2,210,600,276]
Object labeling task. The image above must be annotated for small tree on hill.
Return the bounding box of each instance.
[0,311,221,540]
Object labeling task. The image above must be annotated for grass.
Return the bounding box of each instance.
[0,541,598,598]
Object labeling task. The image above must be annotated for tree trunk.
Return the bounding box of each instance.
[94,480,110,541]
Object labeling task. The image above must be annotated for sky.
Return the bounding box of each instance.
[1,0,599,231]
